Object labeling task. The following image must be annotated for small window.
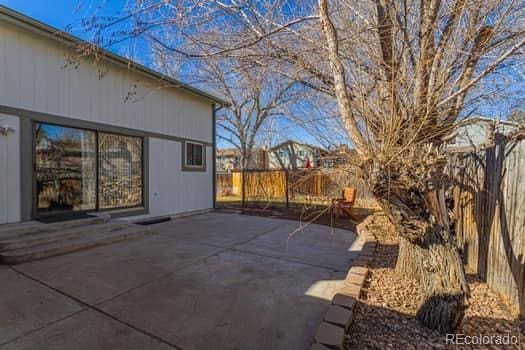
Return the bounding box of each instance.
[297,150,305,157]
[185,141,204,168]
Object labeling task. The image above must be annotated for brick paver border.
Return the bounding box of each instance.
[310,216,378,349]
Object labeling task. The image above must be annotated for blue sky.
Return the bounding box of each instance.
[0,0,133,30]
[0,1,155,63]
[0,0,108,32]
[2,1,520,149]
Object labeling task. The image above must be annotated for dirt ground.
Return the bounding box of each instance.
[217,200,378,233]
[345,214,524,350]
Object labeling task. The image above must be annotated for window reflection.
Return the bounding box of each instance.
[98,133,143,209]
[34,123,143,214]
[35,123,97,212]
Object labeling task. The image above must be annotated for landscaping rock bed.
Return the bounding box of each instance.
[344,214,523,349]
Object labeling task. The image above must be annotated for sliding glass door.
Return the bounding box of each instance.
[98,132,143,209]
[34,122,143,216]
[35,123,97,213]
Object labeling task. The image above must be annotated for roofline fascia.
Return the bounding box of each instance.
[460,116,519,127]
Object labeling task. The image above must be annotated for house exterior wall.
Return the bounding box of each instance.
[268,143,315,170]
[0,114,21,224]
[0,22,212,143]
[250,149,269,169]
[0,18,215,222]
[448,119,518,152]
[453,124,488,148]
[149,138,213,217]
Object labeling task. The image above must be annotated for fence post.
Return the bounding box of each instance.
[241,168,246,208]
[285,170,289,208]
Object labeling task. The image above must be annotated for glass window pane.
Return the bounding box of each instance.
[194,144,203,166]
[186,142,203,167]
[186,143,194,165]
[35,123,97,212]
[98,133,143,209]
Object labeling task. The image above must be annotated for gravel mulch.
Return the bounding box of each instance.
[345,214,523,350]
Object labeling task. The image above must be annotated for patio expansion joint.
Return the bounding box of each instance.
[92,246,233,306]
[196,221,288,250]
[0,306,89,347]
[228,247,340,272]
[8,266,186,350]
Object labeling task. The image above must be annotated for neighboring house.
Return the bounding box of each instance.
[447,117,519,152]
[317,144,356,168]
[0,6,227,224]
[268,140,323,170]
[216,149,241,172]
[216,148,268,172]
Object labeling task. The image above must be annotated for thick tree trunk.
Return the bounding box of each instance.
[319,0,471,334]
[376,189,470,334]
[414,237,469,334]
[396,230,469,333]
[396,236,423,281]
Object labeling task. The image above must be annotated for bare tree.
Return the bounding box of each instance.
[508,108,525,123]
[198,60,301,170]
[80,5,305,171]
[281,95,350,149]
[80,0,525,332]
[318,0,524,332]
[156,52,301,170]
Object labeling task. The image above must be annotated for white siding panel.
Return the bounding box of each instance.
[0,125,6,223]
[149,138,213,217]
[0,22,213,143]
[0,114,21,224]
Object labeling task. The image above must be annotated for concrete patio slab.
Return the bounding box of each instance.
[15,236,223,305]
[1,309,174,350]
[0,266,83,345]
[233,223,362,271]
[1,212,359,350]
[152,212,295,247]
[99,250,345,350]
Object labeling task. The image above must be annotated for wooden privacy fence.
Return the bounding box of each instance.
[233,170,287,199]
[451,137,525,317]
[216,173,233,195]
[218,168,372,205]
